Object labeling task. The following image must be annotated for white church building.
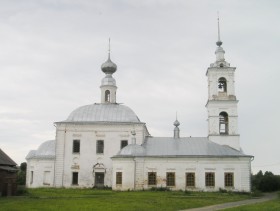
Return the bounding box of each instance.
[26,30,253,192]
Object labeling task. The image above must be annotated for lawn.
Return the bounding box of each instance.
[0,188,252,211]
[224,193,280,211]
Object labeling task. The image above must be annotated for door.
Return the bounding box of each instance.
[95,172,104,188]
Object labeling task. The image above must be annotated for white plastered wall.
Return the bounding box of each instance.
[26,159,55,188]
[112,157,251,192]
[54,122,148,188]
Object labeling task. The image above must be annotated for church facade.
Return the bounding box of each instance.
[26,33,253,192]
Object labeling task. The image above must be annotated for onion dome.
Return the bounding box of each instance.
[101,54,117,74]
[174,119,180,127]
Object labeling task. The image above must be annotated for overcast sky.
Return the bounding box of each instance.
[0,0,279,174]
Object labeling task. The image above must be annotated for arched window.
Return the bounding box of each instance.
[218,77,227,92]
[219,112,228,134]
[105,90,110,102]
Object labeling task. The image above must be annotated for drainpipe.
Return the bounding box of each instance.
[134,158,136,190]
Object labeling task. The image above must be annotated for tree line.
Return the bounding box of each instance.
[252,170,280,192]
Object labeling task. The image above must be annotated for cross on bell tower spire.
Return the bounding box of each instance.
[216,12,223,47]
[108,38,111,58]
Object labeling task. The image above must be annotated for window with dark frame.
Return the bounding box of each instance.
[120,140,128,149]
[96,140,104,154]
[148,172,157,186]
[186,173,195,187]
[72,172,78,185]
[72,140,80,153]
[116,172,122,185]
[166,172,175,186]
[205,172,215,187]
[225,173,234,187]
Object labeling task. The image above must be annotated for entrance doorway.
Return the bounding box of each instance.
[95,172,104,188]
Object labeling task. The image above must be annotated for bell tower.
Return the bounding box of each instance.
[100,39,118,104]
[206,17,240,150]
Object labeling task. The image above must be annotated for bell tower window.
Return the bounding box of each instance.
[105,90,110,102]
[219,112,228,134]
[218,77,227,92]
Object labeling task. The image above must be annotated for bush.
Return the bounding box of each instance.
[219,188,227,193]
[16,186,28,196]
[150,187,170,191]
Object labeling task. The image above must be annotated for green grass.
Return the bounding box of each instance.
[0,188,252,211]
[223,193,280,211]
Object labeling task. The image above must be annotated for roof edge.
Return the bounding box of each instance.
[112,155,253,158]
[55,121,146,125]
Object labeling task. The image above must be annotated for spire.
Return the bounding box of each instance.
[173,112,180,139]
[108,38,111,59]
[216,12,223,47]
[101,38,117,75]
[213,14,228,64]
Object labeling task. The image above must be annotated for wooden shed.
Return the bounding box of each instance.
[0,149,18,196]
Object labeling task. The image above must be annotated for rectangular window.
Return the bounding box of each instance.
[186,173,195,187]
[205,172,215,187]
[30,171,33,184]
[72,172,79,185]
[73,140,80,153]
[225,173,234,187]
[120,140,128,149]
[43,171,51,185]
[166,172,175,186]
[96,140,104,154]
[116,172,122,185]
[148,172,157,186]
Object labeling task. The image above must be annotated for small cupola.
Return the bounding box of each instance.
[173,117,180,139]
[100,39,118,104]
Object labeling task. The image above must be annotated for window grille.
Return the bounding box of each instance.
[205,172,215,187]
[73,140,80,153]
[166,172,175,186]
[148,172,157,186]
[186,173,195,187]
[225,173,234,187]
[116,172,122,185]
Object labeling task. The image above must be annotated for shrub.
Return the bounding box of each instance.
[16,186,28,196]
[150,187,170,191]
[219,188,227,193]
